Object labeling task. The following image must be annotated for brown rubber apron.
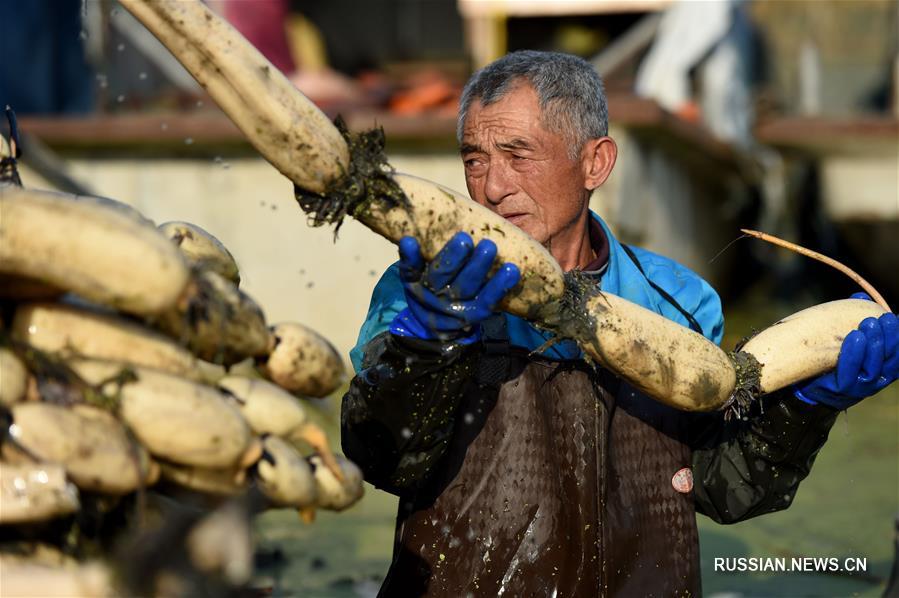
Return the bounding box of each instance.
[378,351,701,597]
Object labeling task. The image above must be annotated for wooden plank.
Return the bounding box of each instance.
[457,0,671,18]
[755,116,899,153]
[607,94,739,165]
[18,113,243,146]
[16,94,743,169]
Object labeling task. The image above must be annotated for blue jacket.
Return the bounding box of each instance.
[350,212,724,371]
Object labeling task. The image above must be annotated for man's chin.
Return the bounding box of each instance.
[507,221,547,246]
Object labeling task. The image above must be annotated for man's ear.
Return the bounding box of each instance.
[582,137,617,191]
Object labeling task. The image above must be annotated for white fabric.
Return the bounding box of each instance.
[635,0,752,146]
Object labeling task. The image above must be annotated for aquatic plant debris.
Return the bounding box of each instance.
[723,350,763,419]
[293,118,409,238]
[527,270,604,355]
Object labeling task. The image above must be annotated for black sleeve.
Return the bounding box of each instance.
[690,391,840,524]
[340,332,477,496]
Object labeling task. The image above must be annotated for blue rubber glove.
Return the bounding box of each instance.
[388,232,521,344]
[794,293,899,409]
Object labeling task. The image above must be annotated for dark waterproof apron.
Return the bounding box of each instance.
[378,316,702,597]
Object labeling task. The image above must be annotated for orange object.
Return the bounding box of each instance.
[389,75,460,115]
[675,101,701,123]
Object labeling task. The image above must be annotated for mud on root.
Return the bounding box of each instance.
[293,117,409,237]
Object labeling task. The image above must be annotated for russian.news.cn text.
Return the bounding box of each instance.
[714,557,867,573]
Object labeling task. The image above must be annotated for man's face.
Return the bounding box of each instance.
[460,83,591,246]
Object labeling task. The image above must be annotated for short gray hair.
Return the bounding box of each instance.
[457,50,609,158]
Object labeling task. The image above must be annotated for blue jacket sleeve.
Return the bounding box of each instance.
[626,246,725,345]
[349,263,406,372]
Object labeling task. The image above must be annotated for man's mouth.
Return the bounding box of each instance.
[501,212,529,226]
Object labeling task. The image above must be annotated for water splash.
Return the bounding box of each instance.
[79,0,88,40]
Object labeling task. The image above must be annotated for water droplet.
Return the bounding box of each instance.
[116,43,125,52]
[138,72,148,80]
[196,100,204,108]
[401,427,412,439]
[306,282,314,289]
[369,270,377,277]
[463,413,474,424]
[160,122,169,131]
[116,94,125,103]
[96,74,108,89]
[79,30,88,40]
[184,137,194,145]
[213,156,223,164]
[110,7,120,17]
[222,162,230,170]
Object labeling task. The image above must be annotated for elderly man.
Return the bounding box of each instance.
[342,51,898,596]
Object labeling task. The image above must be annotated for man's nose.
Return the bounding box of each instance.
[483,160,515,205]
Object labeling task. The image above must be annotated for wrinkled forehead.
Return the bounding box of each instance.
[462,81,548,133]
[477,76,534,108]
